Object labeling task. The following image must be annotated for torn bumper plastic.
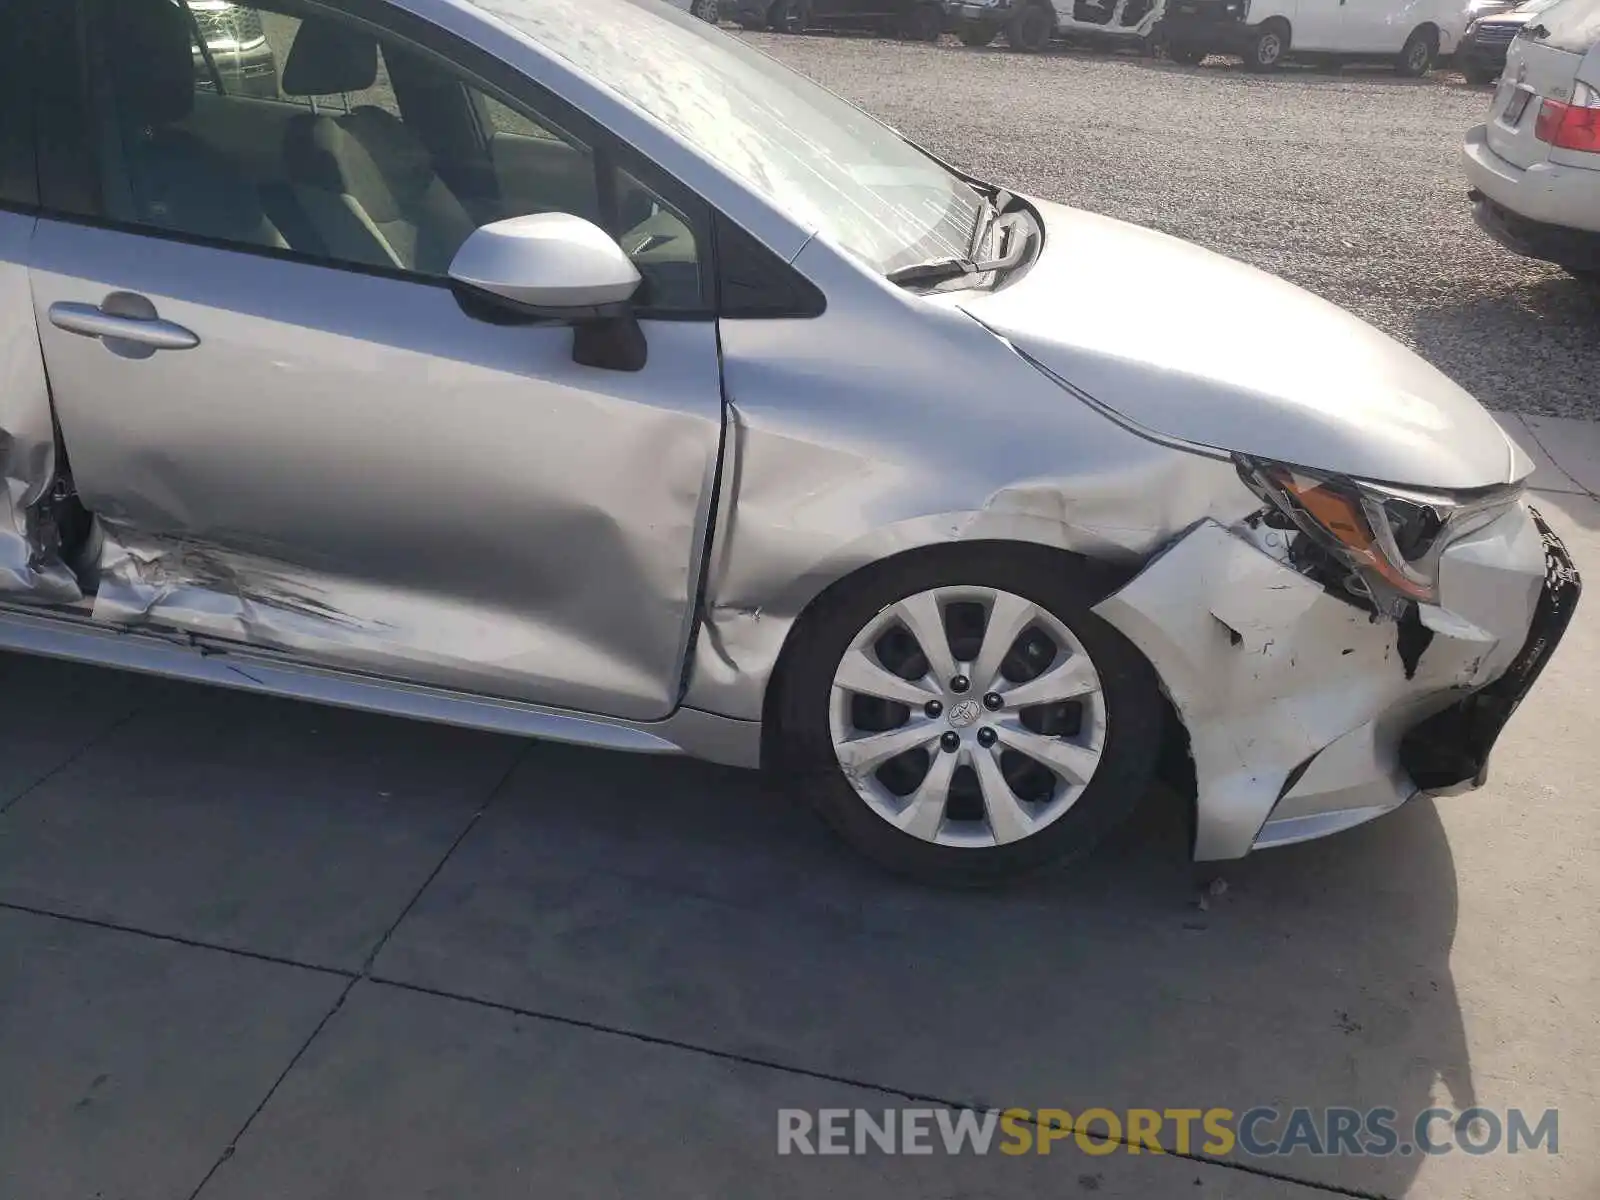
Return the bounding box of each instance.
[1093,500,1573,861]
[1398,509,1581,795]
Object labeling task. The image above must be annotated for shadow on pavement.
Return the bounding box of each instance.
[378,739,1471,1197]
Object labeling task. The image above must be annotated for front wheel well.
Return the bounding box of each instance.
[758,539,1140,770]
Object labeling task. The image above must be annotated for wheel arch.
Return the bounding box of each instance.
[1396,23,1439,71]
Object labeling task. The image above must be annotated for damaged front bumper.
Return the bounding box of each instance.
[1399,509,1580,795]
[1093,501,1579,860]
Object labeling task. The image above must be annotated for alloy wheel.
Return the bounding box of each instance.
[828,586,1108,848]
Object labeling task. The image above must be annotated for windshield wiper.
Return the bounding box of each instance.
[886,188,1024,290]
[886,258,980,287]
[887,210,1031,290]
[970,188,1012,257]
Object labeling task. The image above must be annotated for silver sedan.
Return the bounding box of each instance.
[0,0,1579,884]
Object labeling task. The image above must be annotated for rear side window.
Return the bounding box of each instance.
[1530,0,1600,53]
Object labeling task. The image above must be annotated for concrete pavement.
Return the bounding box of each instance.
[0,457,1596,1199]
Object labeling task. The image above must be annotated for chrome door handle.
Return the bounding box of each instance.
[48,297,199,353]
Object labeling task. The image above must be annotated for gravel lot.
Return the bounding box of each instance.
[746,33,1600,420]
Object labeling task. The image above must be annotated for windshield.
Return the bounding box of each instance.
[479,0,985,276]
[1511,0,1564,17]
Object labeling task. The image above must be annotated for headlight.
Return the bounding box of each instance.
[1236,457,1518,609]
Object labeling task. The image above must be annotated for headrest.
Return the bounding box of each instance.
[107,0,198,126]
[281,17,378,96]
[286,107,434,224]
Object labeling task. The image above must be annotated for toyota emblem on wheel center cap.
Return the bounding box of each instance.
[948,699,982,728]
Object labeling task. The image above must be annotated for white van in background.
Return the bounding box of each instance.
[1159,0,1470,72]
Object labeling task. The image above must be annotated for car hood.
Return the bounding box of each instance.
[1476,12,1533,27]
[955,200,1528,490]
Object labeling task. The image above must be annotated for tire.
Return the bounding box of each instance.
[1395,27,1436,76]
[691,0,719,20]
[1242,20,1288,71]
[1166,40,1207,65]
[769,0,810,32]
[958,20,998,45]
[904,1,944,40]
[1462,60,1497,85]
[770,545,1165,887]
[1006,3,1055,52]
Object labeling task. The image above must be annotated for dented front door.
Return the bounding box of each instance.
[29,219,723,721]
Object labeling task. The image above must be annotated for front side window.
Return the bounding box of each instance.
[81,0,706,309]
[482,0,985,277]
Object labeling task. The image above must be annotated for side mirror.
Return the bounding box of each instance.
[448,213,648,371]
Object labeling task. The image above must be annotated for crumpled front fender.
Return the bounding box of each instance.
[1092,508,1543,861]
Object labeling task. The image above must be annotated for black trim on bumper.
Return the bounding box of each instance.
[1470,192,1600,272]
[1400,510,1581,792]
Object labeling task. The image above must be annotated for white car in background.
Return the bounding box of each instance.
[1463,0,1600,282]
